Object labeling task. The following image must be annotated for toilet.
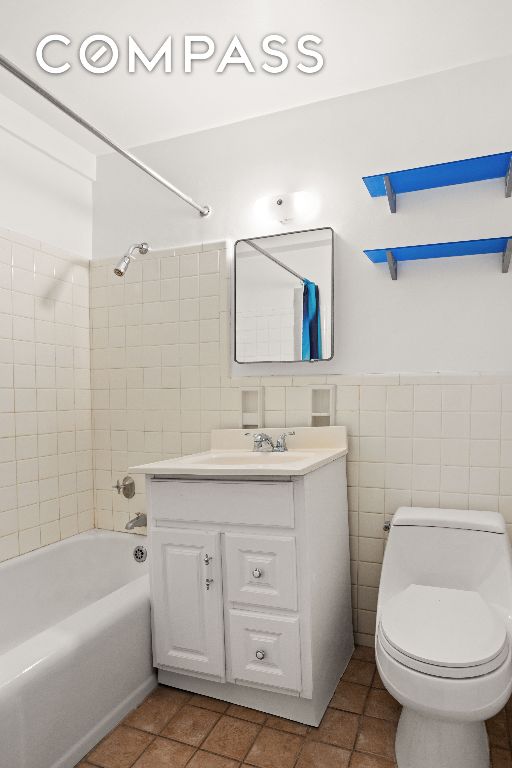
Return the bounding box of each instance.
[376,507,512,768]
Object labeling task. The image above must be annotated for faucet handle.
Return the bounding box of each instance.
[275,431,295,452]
[113,475,136,499]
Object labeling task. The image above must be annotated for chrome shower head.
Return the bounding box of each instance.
[113,254,131,277]
[114,242,149,277]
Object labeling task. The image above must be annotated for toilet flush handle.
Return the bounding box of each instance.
[383,521,391,532]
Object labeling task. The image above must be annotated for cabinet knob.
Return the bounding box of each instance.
[252,568,263,579]
[255,650,265,660]
[205,578,214,591]
[204,553,212,565]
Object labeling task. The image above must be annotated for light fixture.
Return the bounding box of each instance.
[253,190,321,226]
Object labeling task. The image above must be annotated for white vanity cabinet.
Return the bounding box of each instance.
[141,434,354,727]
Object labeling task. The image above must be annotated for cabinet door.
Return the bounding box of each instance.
[224,533,297,610]
[151,528,225,678]
[229,609,302,692]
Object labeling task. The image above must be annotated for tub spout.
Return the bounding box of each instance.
[125,512,147,530]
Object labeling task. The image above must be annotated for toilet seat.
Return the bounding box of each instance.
[379,584,508,679]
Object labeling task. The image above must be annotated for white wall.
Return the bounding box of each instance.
[0,93,95,259]
[93,56,512,375]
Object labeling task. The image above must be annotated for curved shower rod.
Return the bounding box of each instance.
[0,53,211,217]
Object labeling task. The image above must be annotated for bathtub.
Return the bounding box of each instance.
[0,529,156,768]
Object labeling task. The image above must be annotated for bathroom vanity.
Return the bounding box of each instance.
[133,426,353,726]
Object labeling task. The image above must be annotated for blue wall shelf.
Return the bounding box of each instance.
[364,236,512,280]
[363,151,512,212]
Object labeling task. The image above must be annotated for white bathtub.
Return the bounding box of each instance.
[0,530,156,768]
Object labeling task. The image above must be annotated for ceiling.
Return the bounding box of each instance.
[1,0,512,154]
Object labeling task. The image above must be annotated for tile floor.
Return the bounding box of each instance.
[76,646,512,768]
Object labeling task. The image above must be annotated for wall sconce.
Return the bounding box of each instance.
[253,190,321,226]
[272,193,295,224]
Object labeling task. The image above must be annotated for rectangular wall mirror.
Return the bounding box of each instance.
[234,227,334,363]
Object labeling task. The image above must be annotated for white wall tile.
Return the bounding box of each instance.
[471,385,500,412]
[360,386,386,411]
[442,385,471,412]
[470,412,500,440]
[414,412,441,438]
[469,466,500,495]
[387,386,413,411]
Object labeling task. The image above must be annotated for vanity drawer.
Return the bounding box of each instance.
[229,609,301,692]
[224,533,297,610]
[150,479,294,528]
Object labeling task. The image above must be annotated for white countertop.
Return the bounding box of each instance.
[131,426,348,478]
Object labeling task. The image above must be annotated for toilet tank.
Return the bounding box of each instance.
[377,507,512,621]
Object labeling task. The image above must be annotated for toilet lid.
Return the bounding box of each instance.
[380,584,508,677]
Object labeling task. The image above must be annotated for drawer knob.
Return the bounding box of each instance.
[252,568,263,579]
[205,578,214,591]
[255,650,266,660]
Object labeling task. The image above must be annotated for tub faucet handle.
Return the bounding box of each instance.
[113,476,136,499]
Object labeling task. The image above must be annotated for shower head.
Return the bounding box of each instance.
[114,242,149,277]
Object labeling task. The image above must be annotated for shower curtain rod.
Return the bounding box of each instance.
[244,239,305,283]
[0,53,211,217]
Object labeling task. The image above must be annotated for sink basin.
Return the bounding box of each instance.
[131,426,348,477]
[192,451,314,466]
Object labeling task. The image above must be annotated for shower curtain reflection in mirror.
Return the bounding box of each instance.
[234,227,333,363]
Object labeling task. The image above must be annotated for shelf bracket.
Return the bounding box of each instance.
[386,250,398,280]
[503,239,512,273]
[506,158,512,198]
[383,174,396,213]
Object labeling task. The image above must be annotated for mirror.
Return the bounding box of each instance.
[234,227,333,363]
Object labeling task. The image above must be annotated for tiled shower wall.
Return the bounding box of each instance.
[90,243,512,646]
[0,228,94,563]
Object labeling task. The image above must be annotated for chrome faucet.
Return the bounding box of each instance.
[274,431,295,452]
[246,432,275,452]
[245,431,296,452]
[125,512,147,530]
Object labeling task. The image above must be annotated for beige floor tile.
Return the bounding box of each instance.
[226,704,267,724]
[363,690,401,724]
[355,717,397,761]
[131,736,195,767]
[487,710,510,750]
[296,740,351,767]
[342,660,375,687]
[245,726,304,768]
[87,725,154,768]
[491,746,512,767]
[309,708,359,750]
[190,694,231,713]
[186,750,242,768]
[331,682,369,715]
[349,752,395,768]
[202,715,261,761]
[160,705,220,747]
[352,647,375,663]
[265,715,308,736]
[123,687,191,734]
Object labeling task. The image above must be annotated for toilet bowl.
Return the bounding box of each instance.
[376,507,512,768]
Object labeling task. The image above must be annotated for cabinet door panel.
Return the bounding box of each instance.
[229,609,301,692]
[151,528,224,678]
[225,533,297,610]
